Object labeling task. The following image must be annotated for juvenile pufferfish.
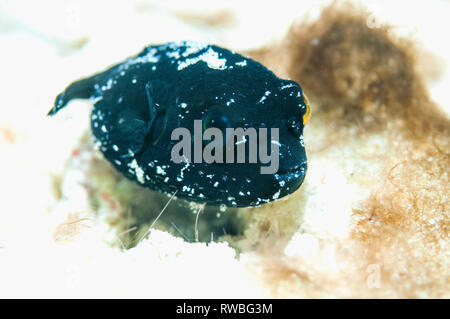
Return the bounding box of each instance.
[48,41,310,207]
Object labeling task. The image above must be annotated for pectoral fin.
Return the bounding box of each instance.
[133,80,171,157]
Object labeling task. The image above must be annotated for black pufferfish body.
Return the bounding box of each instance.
[48,41,310,207]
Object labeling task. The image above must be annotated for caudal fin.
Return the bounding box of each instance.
[47,73,104,116]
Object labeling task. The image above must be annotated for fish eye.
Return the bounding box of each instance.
[202,109,230,132]
[303,93,311,125]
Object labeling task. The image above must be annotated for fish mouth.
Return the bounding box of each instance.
[276,162,308,181]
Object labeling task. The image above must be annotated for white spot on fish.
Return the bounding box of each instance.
[129,159,145,184]
[166,50,180,59]
[235,136,246,145]
[181,41,207,57]
[258,90,271,104]
[156,166,166,175]
[128,48,160,65]
[281,83,295,90]
[101,79,114,91]
[178,47,227,71]
[271,140,281,147]
[272,190,281,200]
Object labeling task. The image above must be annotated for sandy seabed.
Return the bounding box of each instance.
[0,0,448,298]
